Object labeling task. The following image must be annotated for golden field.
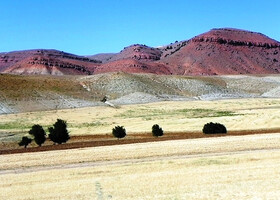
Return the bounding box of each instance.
[1,133,280,199]
[1,98,280,138]
[1,98,280,199]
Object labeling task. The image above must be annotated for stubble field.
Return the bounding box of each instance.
[1,98,280,199]
[1,133,280,199]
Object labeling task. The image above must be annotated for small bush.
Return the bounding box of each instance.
[203,122,227,134]
[152,124,164,137]
[29,124,46,146]
[18,136,32,148]
[112,126,126,139]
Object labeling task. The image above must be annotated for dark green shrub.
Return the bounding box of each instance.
[203,122,227,134]
[29,124,46,146]
[18,136,32,148]
[112,126,126,139]
[48,119,70,144]
[152,124,164,137]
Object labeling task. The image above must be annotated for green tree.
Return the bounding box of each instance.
[48,119,70,144]
[152,124,164,137]
[29,124,46,146]
[112,126,126,139]
[18,136,32,148]
[203,122,227,134]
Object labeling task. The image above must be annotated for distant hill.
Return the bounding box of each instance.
[1,28,280,75]
[89,28,280,75]
[0,49,101,75]
[158,28,280,75]
[87,53,116,63]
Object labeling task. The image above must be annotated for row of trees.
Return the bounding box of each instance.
[112,124,164,139]
[18,119,70,148]
[19,121,227,148]
[112,122,227,139]
[111,122,227,139]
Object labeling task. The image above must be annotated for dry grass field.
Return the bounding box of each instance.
[1,98,280,199]
[1,98,280,139]
[1,133,280,199]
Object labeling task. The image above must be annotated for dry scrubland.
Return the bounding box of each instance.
[1,134,280,199]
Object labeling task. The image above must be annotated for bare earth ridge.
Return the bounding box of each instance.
[1,28,280,76]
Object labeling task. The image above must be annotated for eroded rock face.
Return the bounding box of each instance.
[159,28,280,75]
[105,44,162,63]
[1,28,280,76]
[0,50,101,75]
[191,28,280,48]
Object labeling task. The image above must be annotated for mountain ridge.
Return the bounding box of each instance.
[1,28,280,75]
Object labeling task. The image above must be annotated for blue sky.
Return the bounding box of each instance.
[0,0,279,55]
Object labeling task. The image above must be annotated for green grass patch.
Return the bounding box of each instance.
[70,121,109,128]
[0,121,32,130]
[116,108,236,119]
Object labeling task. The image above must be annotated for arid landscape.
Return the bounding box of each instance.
[1,27,280,199]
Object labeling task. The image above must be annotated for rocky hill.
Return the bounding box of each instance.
[1,28,280,76]
[0,49,101,75]
[158,28,280,75]
[91,28,280,76]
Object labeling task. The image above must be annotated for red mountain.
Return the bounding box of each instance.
[0,49,101,75]
[1,28,280,75]
[93,58,171,75]
[158,28,280,75]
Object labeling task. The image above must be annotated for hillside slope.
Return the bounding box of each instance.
[0,73,280,114]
